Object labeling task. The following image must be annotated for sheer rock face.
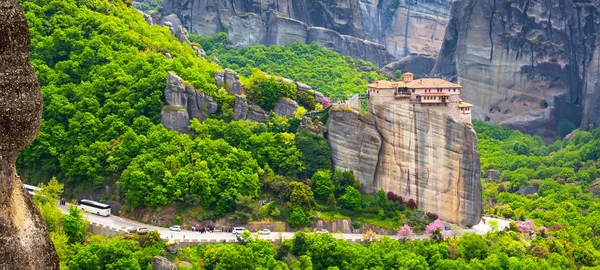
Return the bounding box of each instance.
[273,97,299,118]
[161,72,218,132]
[432,0,600,138]
[383,54,437,79]
[0,0,59,268]
[159,0,453,64]
[215,69,243,95]
[328,103,482,226]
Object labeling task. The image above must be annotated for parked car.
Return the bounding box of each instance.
[232,227,247,235]
[127,227,138,234]
[169,225,182,231]
[315,228,329,234]
[444,225,451,231]
[259,229,271,235]
[136,227,149,235]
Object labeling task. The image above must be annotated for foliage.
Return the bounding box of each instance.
[63,206,88,244]
[288,207,311,228]
[18,0,219,191]
[191,33,385,100]
[397,224,413,242]
[339,186,362,210]
[176,231,598,269]
[245,70,297,111]
[425,219,445,242]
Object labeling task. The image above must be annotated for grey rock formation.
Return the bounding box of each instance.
[151,256,176,270]
[307,27,349,55]
[233,95,268,122]
[161,14,189,43]
[583,35,600,130]
[191,45,205,59]
[161,72,218,132]
[383,54,436,78]
[234,95,249,121]
[268,13,307,46]
[432,0,600,138]
[136,10,153,25]
[160,0,453,61]
[247,105,269,122]
[226,14,394,66]
[0,0,60,268]
[328,103,482,226]
[215,69,243,95]
[295,82,312,92]
[228,13,267,48]
[274,97,299,118]
[166,242,179,254]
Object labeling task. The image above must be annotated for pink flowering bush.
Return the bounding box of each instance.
[397,224,413,242]
[321,97,332,108]
[518,219,535,235]
[425,219,445,242]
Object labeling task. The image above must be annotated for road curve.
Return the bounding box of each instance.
[58,202,510,242]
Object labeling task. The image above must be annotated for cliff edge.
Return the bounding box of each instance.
[328,103,482,226]
[0,0,59,268]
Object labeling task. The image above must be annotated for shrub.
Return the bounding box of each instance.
[397,224,413,242]
[289,207,311,228]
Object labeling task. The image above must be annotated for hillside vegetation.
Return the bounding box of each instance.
[192,33,386,100]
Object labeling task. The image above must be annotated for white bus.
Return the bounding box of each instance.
[77,199,111,217]
[23,184,42,196]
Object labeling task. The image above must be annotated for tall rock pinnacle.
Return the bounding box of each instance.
[0,0,59,268]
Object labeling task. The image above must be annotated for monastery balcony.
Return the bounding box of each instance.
[394,93,411,99]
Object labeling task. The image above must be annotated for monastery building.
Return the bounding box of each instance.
[366,72,473,123]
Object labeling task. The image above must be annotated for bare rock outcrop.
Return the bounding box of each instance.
[0,0,59,268]
[161,14,189,44]
[383,54,436,79]
[226,15,394,67]
[161,72,218,132]
[215,69,243,95]
[273,98,299,118]
[159,0,453,61]
[328,103,482,226]
[432,0,600,138]
[151,256,176,270]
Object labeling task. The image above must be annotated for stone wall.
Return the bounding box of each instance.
[328,102,482,226]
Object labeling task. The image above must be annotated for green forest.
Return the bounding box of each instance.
[191,33,386,100]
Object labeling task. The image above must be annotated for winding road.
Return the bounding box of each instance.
[58,203,510,242]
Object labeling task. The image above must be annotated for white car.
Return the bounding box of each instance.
[259,229,271,235]
[232,227,247,235]
[315,228,329,234]
[169,225,182,231]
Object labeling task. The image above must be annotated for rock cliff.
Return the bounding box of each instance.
[432,0,600,137]
[158,0,454,65]
[0,0,60,267]
[161,72,218,132]
[328,103,482,226]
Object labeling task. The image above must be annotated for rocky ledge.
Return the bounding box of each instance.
[328,103,482,226]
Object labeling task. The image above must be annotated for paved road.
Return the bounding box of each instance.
[58,202,510,242]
